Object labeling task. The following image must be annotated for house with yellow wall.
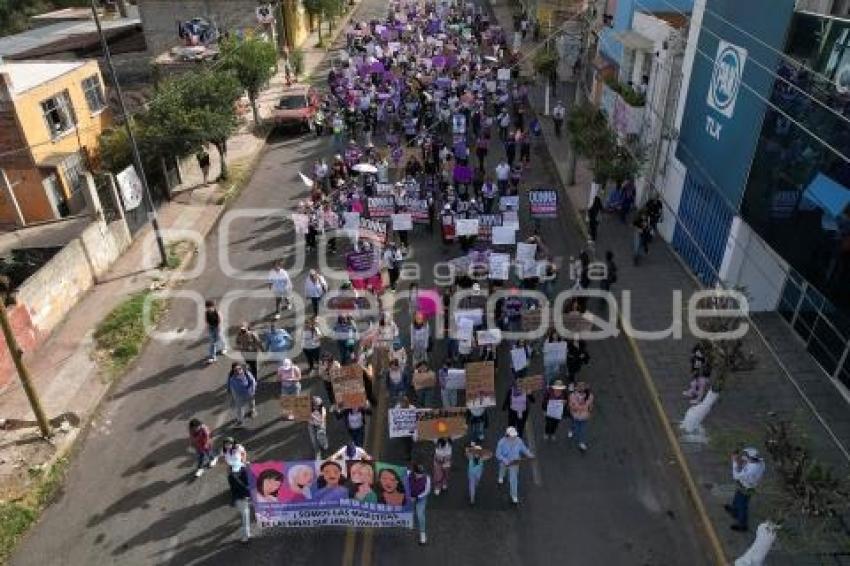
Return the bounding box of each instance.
[0,59,111,226]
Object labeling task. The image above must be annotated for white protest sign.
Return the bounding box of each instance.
[545,399,565,420]
[499,195,520,211]
[510,346,528,371]
[491,226,516,246]
[343,211,360,231]
[486,80,497,92]
[292,213,309,235]
[543,341,567,365]
[454,308,484,327]
[489,252,511,280]
[502,210,519,230]
[446,369,466,389]
[392,213,413,231]
[497,68,511,81]
[476,328,502,345]
[457,318,474,341]
[455,218,480,236]
[516,243,537,265]
[389,407,418,438]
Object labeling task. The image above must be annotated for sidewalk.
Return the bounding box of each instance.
[528,43,850,566]
[0,6,357,501]
[484,0,850,561]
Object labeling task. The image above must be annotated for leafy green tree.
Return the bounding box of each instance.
[221,36,278,126]
[303,0,324,44]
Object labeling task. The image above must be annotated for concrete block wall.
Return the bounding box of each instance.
[0,218,131,390]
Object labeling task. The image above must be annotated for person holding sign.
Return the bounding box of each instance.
[542,380,568,440]
[337,405,372,448]
[502,381,534,438]
[496,427,534,505]
[308,397,329,460]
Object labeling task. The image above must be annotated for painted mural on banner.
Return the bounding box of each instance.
[249,460,414,528]
[528,189,558,218]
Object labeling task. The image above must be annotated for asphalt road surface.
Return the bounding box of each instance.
[12,1,713,564]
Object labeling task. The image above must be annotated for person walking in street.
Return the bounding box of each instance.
[330,439,372,462]
[466,443,488,505]
[542,380,568,440]
[308,396,329,460]
[268,260,292,319]
[235,322,263,379]
[205,299,226,364]
[725,448,766,532]
[278,358,302,420]
[228,462,252,543]
[337,404,371,447]
[304,269,328,317]
[189,418,218,478]
[220,436,248,475]
[439,361,458,408]
[408,463,432,545]
[432,437,453,495]
[301,318,323,376]
[319,355,339,407]
[410,312,431,366]
[588,195,602,241]
[552,101,565,137]
[467,405,488,443]
[496,426,534,504]
[227,363,256,427]
[568,382,594,451]
[503,381,534,438]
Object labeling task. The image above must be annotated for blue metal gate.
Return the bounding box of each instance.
[671,171,734,286]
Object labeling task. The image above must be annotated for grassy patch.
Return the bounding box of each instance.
[94,291,166,378]
[215,159,252,205]
[165,240,195,270]
[0,458,68,564]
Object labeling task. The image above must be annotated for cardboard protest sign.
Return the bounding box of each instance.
[391,213,413,231]
[517,374,545,395]
[359,217,388,244]
[465,361,496,408]
[445,368,466,389]
[280,394,312,422]
[415,408,468,440]
[368,196,395,218]
[412,369,436,390]
[510,346,528,371]
[292,213,309,235]
[333,365,368,410]
[476,328,502,345]
[488,252,511,279]
[455,218,480,236]
[389,408,418,438]
[521,308,545,332]
[492,226,516,246]
[543,341,568,365]
[529,189,558,218]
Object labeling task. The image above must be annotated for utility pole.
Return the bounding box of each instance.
[0,289,51,439]
[564,8,591,186]
[90,0,168,267]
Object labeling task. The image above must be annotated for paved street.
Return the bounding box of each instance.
[11,1,713,564]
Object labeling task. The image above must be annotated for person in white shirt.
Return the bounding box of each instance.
[725,447,766,532]
[268,261,292,319]
[330,440,372,461]
[304,269,328,317]
[495,159,511,193]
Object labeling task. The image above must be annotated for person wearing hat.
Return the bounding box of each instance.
[277,358,302,420]
[466,442,490,505]
[542,380,568,440]
[725,448,766,532]
[496,426,534,504]
[567,382,594,451]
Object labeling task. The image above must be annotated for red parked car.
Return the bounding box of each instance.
[271,86,319,132]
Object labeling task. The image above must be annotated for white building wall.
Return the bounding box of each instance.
[718,217,790,311]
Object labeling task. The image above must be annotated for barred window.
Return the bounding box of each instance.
[82,75,106,113]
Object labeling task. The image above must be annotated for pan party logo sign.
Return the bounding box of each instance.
[706,40,747,119]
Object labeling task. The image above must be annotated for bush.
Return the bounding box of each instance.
[290,47,305,77]
[604,75,646,107]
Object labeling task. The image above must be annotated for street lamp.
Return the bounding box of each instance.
[90,0,168,266]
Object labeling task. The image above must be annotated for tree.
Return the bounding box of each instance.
[221,36,278,127]
[181,69,242,180]
[303,0,324,44]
